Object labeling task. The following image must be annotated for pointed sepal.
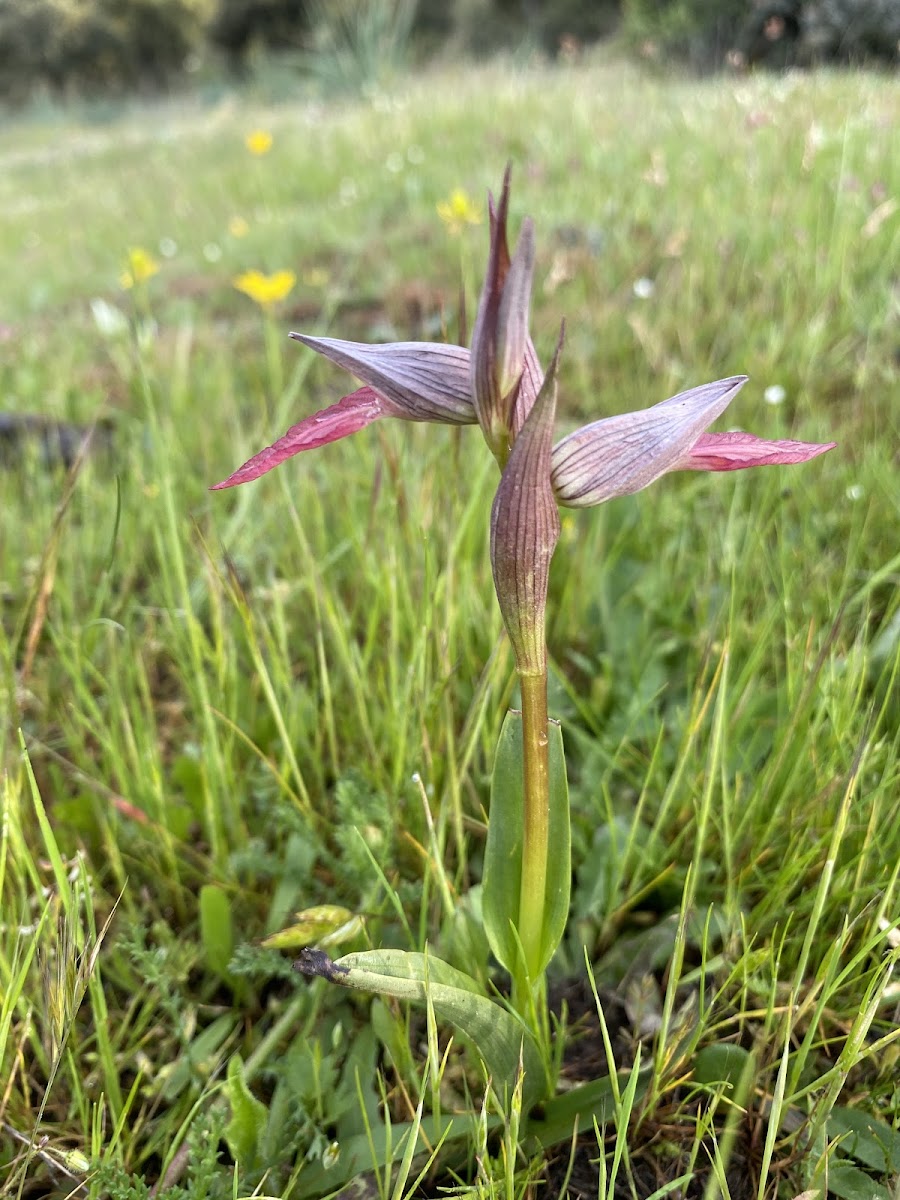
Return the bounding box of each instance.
[291,334,475,424]
[490,331,562,675]
[471,167,537,462]
[551,376,749,508]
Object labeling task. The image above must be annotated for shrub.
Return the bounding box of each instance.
[525,0,622,55]
[730,1,803,69]
[409,0,455,53]
[801,0,900,64]
[622,0,899,68]
[207,0,310,67]
[621,0,750,70]
[0,0,208,101]
[414,0,622,58]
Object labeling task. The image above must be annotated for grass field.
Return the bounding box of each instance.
[1,52,899,1200]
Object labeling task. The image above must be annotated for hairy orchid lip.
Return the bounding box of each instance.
[674,431,837,471]
[550,373,836,508]
[210,337,479,490]
[210,387,387,489]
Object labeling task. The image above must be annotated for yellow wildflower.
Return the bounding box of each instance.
[233,269,296,309]
[228,215,250,238]
[120,247,160,289]
[245,130,273,156]
[437,188,481,235]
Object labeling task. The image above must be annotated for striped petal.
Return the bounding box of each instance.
[290,334,475,424]
[470,166,537,462]
[551,376,749,508]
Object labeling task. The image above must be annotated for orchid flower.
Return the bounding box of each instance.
[212,181,833,495]
[212,170,835,999]
[469,169,537,465]
[211,333,833,495]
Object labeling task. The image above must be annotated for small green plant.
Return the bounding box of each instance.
[212,167,834,1110]
[303,0,418,93]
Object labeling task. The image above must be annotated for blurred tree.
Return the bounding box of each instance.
[208,0,310,69]
[622,0,899,68]
[800,0,899,64]
[415,0,622,57]
[0,0,209,99]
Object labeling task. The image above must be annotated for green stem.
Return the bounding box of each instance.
[517,669,550,982]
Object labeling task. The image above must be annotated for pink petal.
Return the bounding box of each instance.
[675,431,837,471]
[210,387,386,489]
[551,376,749,508]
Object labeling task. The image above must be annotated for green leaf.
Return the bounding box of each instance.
[693,1043,753,1089]
[294,1069,649,1200]
[224,1054,268,1168]
[539,719,570,971]
[482,711,570,978]
[199,884,233,980]
[294,1111,490,1200]
[302,947,549,1108]
[827,1160,891,1200]
[160,1013,239,1101]
[571,816,634,921]
[334,1025,382,1143]
[525,1069,650,1147]
[261,904,361,951]
[829,1108,900,1174]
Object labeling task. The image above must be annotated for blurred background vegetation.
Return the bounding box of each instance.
[0,0,897,104]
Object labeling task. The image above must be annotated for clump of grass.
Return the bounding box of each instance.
[0,54,898,1199]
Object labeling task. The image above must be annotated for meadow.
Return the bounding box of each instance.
[1,52,899,1199]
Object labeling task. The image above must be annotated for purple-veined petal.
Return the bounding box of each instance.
[471,169,513,441]
[210,386,386,489]
[291,334,475,424]
[551,376,749,508]
[673,431,837,471]
[490,331,562,675]
[495,217,535,402]
[511,337,545,436]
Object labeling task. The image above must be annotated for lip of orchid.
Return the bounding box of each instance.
[210,386,388,490]
[674,431,838,471]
